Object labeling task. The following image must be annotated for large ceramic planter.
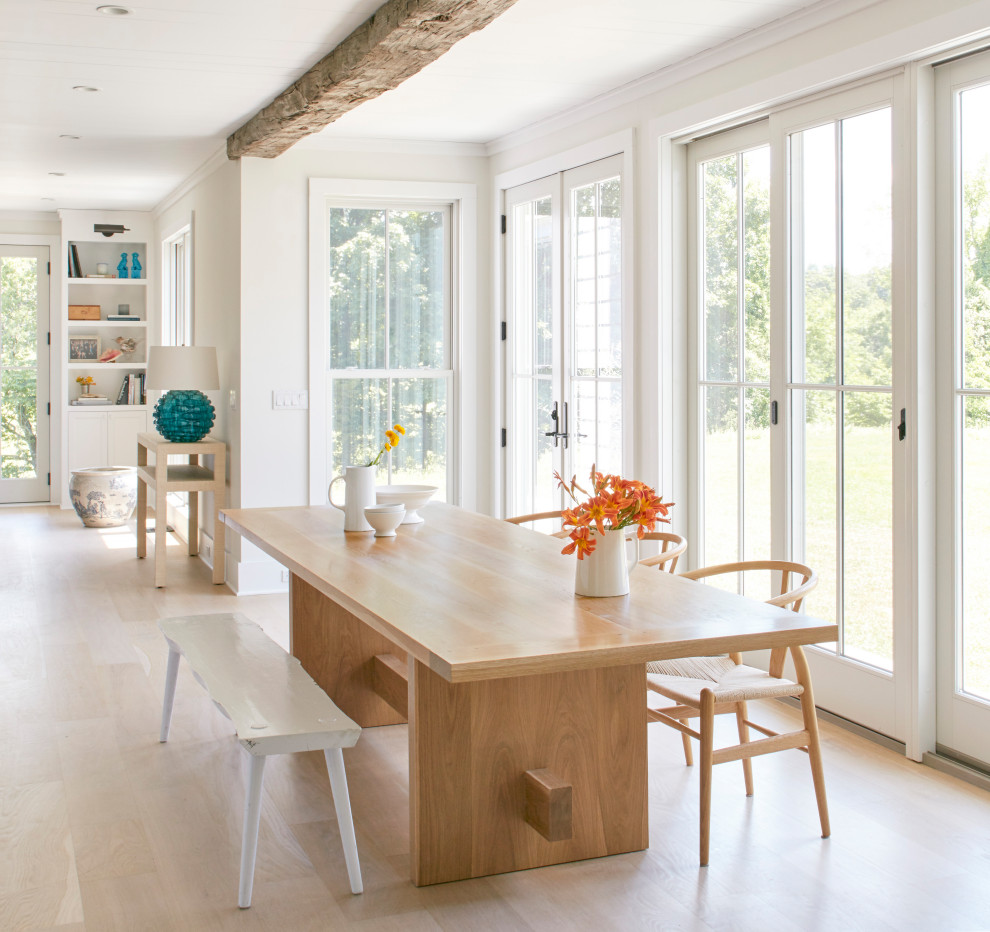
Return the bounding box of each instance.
[69,466,137,528]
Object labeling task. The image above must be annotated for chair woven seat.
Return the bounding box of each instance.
[647,655,804,705]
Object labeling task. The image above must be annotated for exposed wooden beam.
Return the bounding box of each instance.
[227,0,520,160]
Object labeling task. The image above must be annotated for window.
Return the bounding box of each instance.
[326,204,452,496]
[162,223,191,346]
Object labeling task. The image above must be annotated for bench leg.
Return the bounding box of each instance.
[159,647,181,743]
[239,753,267,908]
[324,747,363,894]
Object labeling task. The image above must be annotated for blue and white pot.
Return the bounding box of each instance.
[69,466,137,528]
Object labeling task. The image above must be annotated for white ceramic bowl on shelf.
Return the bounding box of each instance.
[374,485,437,524]
[363,503,405,538]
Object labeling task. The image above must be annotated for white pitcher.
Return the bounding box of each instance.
[574,528,640,597]
[328,465,376,532]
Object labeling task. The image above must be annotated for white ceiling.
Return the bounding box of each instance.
[0,0,829,213]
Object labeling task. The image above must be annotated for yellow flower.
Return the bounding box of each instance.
[366,423,407,466]
[393,424,406,435]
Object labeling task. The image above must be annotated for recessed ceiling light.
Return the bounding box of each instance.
[59,134,81,140]
[48,172,65,177]
[72,85,100,93]
[96,5,131,14]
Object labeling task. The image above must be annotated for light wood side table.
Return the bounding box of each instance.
[136,432,226,588]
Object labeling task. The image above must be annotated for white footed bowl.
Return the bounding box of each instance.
[364,504,405,537]
[374,485,437,524]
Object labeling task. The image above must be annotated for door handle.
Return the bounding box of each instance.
[544,401,570,447]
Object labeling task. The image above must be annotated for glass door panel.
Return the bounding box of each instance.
[786,99,897,735]
[0,245,49,504]
[506,180,559,517]
[690,127,771,579]
[505,156,625,518]
[936,53,990,764]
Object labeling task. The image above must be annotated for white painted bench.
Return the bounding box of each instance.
[158,612,363,908]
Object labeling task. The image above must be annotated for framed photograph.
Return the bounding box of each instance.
[69,335,100,361]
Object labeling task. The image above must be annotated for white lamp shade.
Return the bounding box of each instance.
[146,346,219,391]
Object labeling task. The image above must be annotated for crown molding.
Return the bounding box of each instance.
[152,144,229,219]
[486,0,882,156]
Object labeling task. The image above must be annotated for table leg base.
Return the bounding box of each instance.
[408,659,648,885]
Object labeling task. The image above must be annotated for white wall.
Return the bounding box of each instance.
[0,213,60,238]
[154,159,242,573]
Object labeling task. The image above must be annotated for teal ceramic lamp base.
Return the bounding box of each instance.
[153,389,216,442]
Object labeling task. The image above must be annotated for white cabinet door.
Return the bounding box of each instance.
[67,411,109,472]
[108,410,147,466]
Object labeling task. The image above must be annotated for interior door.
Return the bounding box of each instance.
[504,155,625,517]
[0,244,50,504]
[935,51,990,766]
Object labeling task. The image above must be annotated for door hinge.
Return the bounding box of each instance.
[47,332,50,345]
[770,400,778,425]
[501,428,506,448]
[47,261,50,275]
[501,214,506,235]
[501,321,506,341]
[47,473,51,486]
[898,408,907,441]
[47,402,50,416]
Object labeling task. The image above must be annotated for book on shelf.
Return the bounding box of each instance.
[73,396,109,405]
[115,376,129,405]
[107,315,141,321]
[68,244,81,279]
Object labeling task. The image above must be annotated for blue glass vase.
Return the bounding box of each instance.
[117,253,128,279]
[153,390,215,442]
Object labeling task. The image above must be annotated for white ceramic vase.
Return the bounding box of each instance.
[574,528,640,597]
[69,466,137,528]
[328,464,377,532]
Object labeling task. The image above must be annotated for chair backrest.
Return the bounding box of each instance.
[505,510,570,539]
[678,559,817,613]
[637,531,687,574]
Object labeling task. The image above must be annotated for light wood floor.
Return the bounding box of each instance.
[3,505,990,931]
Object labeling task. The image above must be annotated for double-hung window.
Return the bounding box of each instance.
[315,196,455,500]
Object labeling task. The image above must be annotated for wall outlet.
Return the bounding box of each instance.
[280,569,289,583]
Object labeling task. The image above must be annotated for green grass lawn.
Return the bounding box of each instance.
[703,425,986,698]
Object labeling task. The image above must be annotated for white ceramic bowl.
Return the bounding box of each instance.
[363,503,405,538]
[374,484,438,524]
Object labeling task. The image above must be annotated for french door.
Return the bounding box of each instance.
[935,51,990,765]
[689,81,905,738]
[504,155,626,517]
[0,244,49,504]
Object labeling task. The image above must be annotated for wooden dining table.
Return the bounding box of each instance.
[220,502,837,886]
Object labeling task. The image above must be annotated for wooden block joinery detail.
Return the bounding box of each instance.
[524,769,573,842]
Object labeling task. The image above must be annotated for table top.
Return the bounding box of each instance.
[220,503,838,684]
[138,432,224,454]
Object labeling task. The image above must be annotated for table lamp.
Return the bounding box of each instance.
[146,346,219,442]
